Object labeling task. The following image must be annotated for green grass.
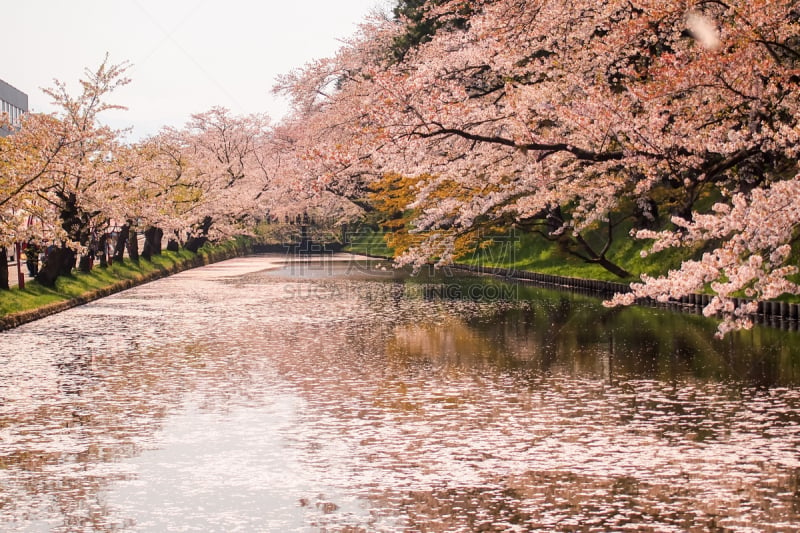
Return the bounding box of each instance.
[0,238,252,318]
[464,231,618,279]
[344,227,395,258]
[346,225,690,282]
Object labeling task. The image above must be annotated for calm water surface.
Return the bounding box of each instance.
[1,254,800,532]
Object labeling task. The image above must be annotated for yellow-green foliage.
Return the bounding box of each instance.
[369,172,509,260]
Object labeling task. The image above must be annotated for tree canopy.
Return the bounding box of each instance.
[2,0,799,335]
[275,0,800,335]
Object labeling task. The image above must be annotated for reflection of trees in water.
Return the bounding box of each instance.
[381,277,800,387]
[350,460,800,530]
[262,264,800,386]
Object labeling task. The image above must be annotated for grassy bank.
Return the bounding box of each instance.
[457,230,691,282]
[345,225,800,308]
[344,226,689,282]
[0,238,253,326]
[345,228,395,258]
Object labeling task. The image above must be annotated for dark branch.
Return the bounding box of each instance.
[414,124,626,162]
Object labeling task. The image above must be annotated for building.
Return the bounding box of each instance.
[0,78,28,137]
[1,78,28,267]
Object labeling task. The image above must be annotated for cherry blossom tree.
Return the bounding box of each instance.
[278,0,800,333]
[0,57,315,285]
[0,114,65,252]
[7,57,134,284]
[136,108,279,252]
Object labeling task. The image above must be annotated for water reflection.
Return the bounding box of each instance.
[0,255,799,531]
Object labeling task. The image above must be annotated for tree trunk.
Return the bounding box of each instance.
[185,216,213,253]
[594,256,632,279]
[97,234,109,268]
[128,229,139,262]
[61,248,76,276]
[78,240,95,273]
[78,254,93,273]
[36,247,75,287]
[184,236,208,254]
[114,224,130,263]
[59,192,93,248]
[572,233,632,279]
[166,230,181,252]
[0,248,9,290]
[154,228,163,254]
[142,227,161,260]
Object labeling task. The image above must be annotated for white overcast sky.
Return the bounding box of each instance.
[2,0,391,140]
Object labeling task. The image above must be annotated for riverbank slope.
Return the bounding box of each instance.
[344,227,800,327]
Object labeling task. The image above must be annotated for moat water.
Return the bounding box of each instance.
[1,255,799,531]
